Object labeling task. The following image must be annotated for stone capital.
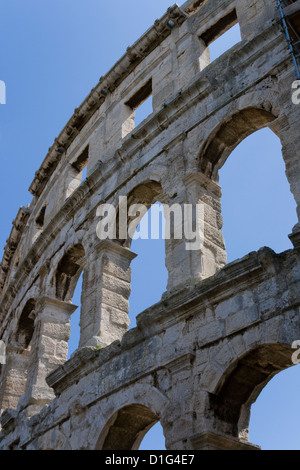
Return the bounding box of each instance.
[183,173,222,199]
[5,344,31,357]
[94,240,137,262]
[190,431,260,451]
[165,352,195,376]
[35,296,78,323]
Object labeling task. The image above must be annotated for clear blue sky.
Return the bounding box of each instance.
[0,0,299,451]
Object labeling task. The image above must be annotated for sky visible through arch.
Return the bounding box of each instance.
[0,0,299,451]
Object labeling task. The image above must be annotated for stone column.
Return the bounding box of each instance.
[0,345,31,413]
[79,240,137,349]
[165,173,227,293]
[22,297,77,411]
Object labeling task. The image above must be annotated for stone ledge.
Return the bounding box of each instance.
[191,431,260,450]
[137,248,265,330]
[0,206,30,292]
[283,0,300,18]
[289,230,300,251]
[46,346,101,391]
[0,409,16,433]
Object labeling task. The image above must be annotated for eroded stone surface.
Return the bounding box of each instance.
[0,0,300,450]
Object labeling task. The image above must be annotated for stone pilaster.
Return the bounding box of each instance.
[22,297,77,410]
[236,0,276,41]
[280,112,300,230]
[79,240,137,349]
[165,173,227,293]
[0,345,31,413]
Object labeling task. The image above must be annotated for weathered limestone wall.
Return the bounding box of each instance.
[0,0,300,450]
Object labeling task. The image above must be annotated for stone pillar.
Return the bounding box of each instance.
[161,359,258,451]
[236,0,276,41]
[22,297,77,411]
[162,353,197,451]
[165,173,227,293]
[174,31,210,92]
[79,240,137,349]
[278,108,300,230]
[163,375,260,451]
[0,345,30,412]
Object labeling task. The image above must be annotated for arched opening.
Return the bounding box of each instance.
[0,299,36,411]
[129,201,168,329]
[54,244,85,358]
[113,181,168,329]
[139,421,166,450]
[200,107,278,180]
[209,344,296,442]
[55,244,85,302]
[199,109,299,448]
[199,107,297,262]
[97,404,160,450]
[219,127,297,261]
[119,180,163,249]
[249,364,300,450]
[14,299,35,350]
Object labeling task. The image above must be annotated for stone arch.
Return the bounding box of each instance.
[117,180,169,326]
[54,243,85,302]
[199,106,278,180]
[47,243,86,355]
[97,404,159,450]
[117,180,164,248]
[199,302,300,443]
[207,342,296,439]
[38,427,72,451]
[0,298,36,411]
[90,384,169,450]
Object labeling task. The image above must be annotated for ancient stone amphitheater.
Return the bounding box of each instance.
[1,0,300,450]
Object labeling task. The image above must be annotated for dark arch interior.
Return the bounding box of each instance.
[100,404,159,450]
[55,244,85,301]
[15,299,35,349]
[119,180,163,248]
